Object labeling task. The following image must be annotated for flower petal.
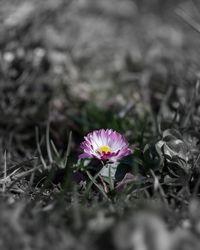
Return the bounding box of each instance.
[79,129,132,162]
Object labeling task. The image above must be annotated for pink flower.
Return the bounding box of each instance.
[79,129,132,162]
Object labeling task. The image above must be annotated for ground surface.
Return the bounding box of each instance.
[1,0,200,249]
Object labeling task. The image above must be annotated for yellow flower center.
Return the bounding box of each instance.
[98,145,112,154]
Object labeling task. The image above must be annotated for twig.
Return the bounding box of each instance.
[0,168,20,184]
[168,193,189,205]
[0,158,37,178]
[7,166,41,191]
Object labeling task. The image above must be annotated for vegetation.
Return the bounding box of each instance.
[1,0,200,249]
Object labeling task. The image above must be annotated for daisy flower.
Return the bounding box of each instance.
[79,129,132,162]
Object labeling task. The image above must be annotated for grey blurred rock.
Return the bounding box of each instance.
[113,213,170,250]
[4,2,35,28]
[171,229,200,250]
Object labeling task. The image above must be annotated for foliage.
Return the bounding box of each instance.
[1,0,200,249]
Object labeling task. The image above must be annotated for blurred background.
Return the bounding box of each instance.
[1,0,200,249]
[0,0,200,156]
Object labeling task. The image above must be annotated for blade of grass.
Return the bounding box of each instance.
[35,127,48,169]
[84,168,104,195]
[176,7,200,34]
[86,170,110,201]
[50,139,60,158]
[46,122,53,165]
[3,151,7,192]
[64,131,72,168]
[108,165,114,191]
[150,169,168,205]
